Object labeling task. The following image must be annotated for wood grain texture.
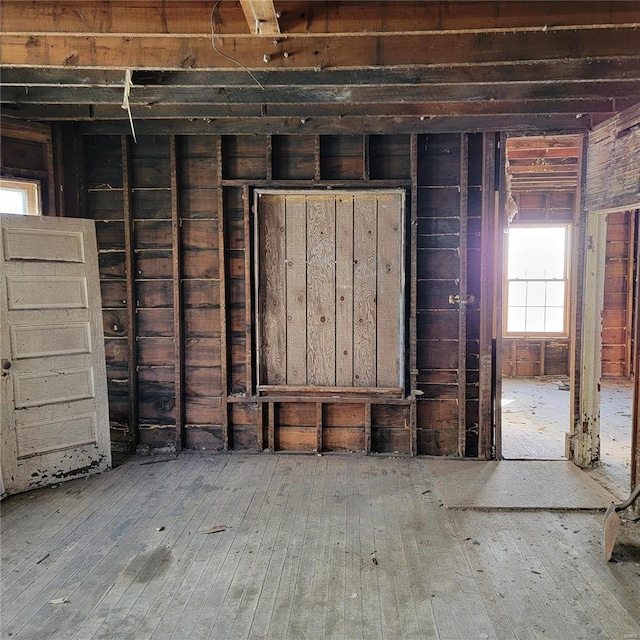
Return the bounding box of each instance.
[353,195,378,386]
[285,196,307,386]
[3,454,639,639]
[376,192,403,386]
[306,195,336,386]
[335,195,354,386]
[259,194,287,384]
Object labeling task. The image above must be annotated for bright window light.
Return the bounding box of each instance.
[0,178,41,215]
[506,226,568,335]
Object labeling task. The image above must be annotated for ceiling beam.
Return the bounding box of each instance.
[3,80,639,106]
[4,58,640,87]
[239,0,280,35]
[1,1,638,35]
[2,29,640,70]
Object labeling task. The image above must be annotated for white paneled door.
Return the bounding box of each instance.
[1,215,111,496]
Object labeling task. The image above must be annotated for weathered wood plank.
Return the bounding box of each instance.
[4,29,640,70]
[335,195,354,386]
[285,195,307,386]
[259,193,286,385]
[376,192,403,386]
[353,195,378,386]
[306,195,336,386]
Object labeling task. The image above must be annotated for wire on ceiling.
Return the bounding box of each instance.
[210,0,264,90]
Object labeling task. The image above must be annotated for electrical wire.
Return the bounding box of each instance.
[210,0,264,90]
[121,69,138,142]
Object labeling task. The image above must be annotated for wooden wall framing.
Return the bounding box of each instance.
[52,129,493,456]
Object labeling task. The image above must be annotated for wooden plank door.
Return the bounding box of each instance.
[0,214,110,496]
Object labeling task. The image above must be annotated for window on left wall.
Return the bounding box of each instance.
[0,178,41,215]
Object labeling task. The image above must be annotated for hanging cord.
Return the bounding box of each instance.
[210,0,264,90]
[121,69,137,143]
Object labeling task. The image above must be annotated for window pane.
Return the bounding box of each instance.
[508,281,527,306]
[546,281,565,307]
[525,307,545,332]
[0,188,27,214]
[0,179,40,215]
[545,307,565,332]
[507,306,526,332]
[526,281,546,307]
[507,227,566,279]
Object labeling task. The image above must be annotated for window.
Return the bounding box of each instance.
[256,190,405,390]
[0,178,41,215]
[505,226,569,335]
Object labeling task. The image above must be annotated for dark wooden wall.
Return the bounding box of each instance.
[59,128,488,456]
[0,119,56,216]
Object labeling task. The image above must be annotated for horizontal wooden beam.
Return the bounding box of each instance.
[3,81,639,106]
[69,113,591,136]
[3,99,624,122]
[4,58,640,87]
[2,29,640,70]
[2,1,638,35]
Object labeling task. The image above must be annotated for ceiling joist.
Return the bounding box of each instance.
[239,0,281,35]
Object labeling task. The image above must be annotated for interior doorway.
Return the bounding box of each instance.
[498,135,582,461]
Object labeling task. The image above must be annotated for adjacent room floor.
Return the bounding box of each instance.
[2,453,639,640]
[502,376,634,498]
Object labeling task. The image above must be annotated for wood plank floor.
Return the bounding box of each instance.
[2,453,640,640]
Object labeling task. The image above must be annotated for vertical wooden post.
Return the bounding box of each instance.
[256,401,264,451]
[478,132,496,459]
[494,133,507,459]
[409,133,418,456]
[457,134,469,458]
[216,136,230,450]
[243,185,254,398]
[539,340,546,376]
[316,402,323,453]
[121,136,138,450]
[314,135,321,181]
[364,403,372,454]
[170,136,184,451]
[363,134,370,180]
[625,210,635,377]
[45,133,57,216]
[268,401,275,451]
[265,134,273,181]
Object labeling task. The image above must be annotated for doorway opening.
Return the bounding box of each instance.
[499,135,581,461]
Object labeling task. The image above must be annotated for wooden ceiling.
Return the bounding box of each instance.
[506,135,582,193]
[1,1,640,134]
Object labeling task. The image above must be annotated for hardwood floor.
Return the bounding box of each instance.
[2,453,639,640]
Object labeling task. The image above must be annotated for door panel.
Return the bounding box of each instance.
[1,215,111,496]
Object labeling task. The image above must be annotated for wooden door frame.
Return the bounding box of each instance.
[493,132,585,462]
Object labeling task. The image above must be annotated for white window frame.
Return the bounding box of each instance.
[504,224,570,337]
[0,178,41,215]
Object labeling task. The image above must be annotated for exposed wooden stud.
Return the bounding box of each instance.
[216,136,230,450]
[170,136,184,450]
[539,340,546,376]
[265,134,272,181]
[363,134,370,180]
[121,135,138,450]
[409,133,418,457]
[478,132,496,459]
[256,401,264,451]
[243,185,253,397]
[316,402,323,453]
[268,401,275,451]
[364,403,372,454]
[314,135,321,181]
[458,134,469,458]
